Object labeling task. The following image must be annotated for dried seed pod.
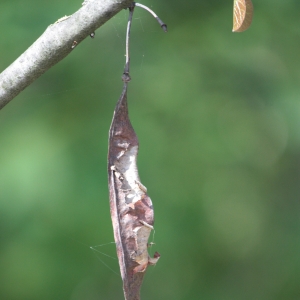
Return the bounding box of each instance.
[233,0,253,32]
[108,83,159,300]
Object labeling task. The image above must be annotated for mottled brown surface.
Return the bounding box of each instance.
[108,83,156,300]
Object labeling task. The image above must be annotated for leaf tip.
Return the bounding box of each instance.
[232,0,253,33]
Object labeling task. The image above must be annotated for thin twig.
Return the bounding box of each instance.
[122,4,135,82]
[134,2,167,32]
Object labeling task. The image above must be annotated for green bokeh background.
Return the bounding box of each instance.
[1,0,300,299]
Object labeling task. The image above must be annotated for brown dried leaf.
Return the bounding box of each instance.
[108,83,158,300]
[233,0,253,32]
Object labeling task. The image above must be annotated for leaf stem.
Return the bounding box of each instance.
[122,4,135,82]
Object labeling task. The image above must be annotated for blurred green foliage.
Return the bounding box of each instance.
[1,0,300,299]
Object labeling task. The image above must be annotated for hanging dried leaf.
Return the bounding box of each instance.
[108,83,160,300]
[233,0,253,32]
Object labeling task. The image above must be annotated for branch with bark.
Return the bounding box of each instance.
[0,0,133,110]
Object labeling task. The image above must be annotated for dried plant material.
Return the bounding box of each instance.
[108,83,159,300]
[233,0,253,32]
[106,4,165,299]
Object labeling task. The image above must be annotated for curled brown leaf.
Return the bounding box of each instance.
[233,0,253,32]
[108,83,159,300]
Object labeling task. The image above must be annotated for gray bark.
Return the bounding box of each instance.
[0,0,133,110]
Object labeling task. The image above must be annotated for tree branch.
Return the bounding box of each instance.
[0,0,134,110]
